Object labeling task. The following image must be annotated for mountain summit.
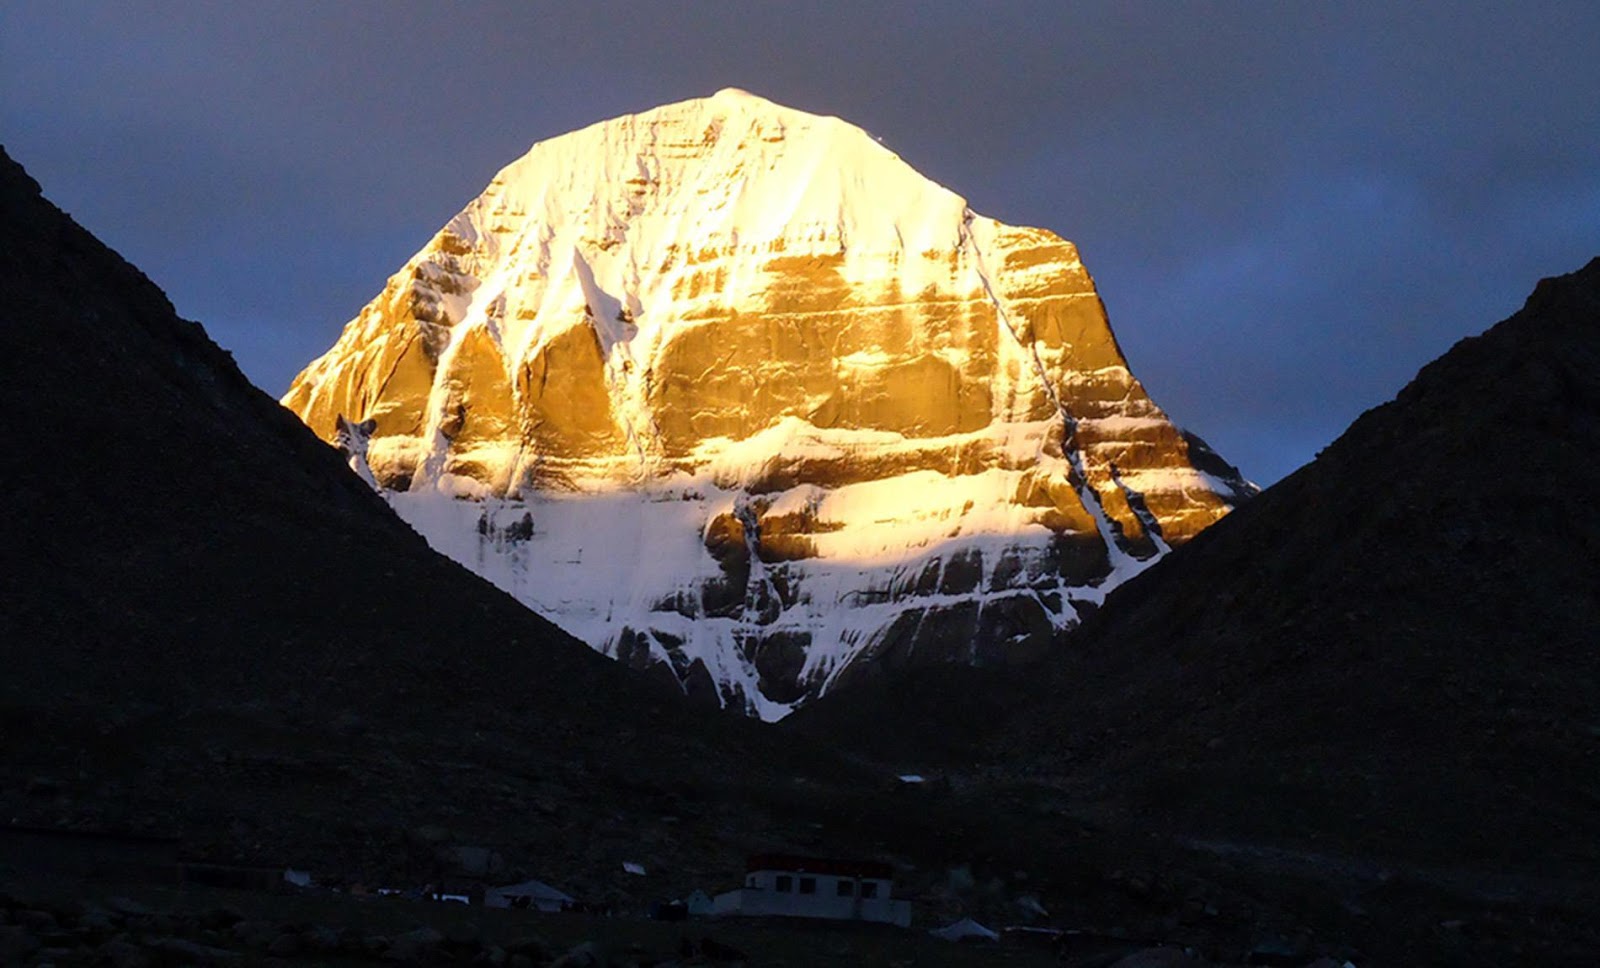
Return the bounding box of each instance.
[285,91,1254,717]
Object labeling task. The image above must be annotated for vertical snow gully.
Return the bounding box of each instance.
[1110,462,1172,558]
[959,209,1138,574]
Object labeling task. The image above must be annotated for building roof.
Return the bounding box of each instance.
[487,878,573,902]
[931,918,999,942]
[745,853,892,879]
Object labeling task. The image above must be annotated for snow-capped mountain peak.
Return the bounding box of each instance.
[284,91,1255,719]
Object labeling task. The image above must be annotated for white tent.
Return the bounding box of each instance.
[484,878,574,912]
[930,917,999,942]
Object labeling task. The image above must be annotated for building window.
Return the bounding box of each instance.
[837,880,855,897]
[799,877,816,895]
[860,881,879,899]
[775,875,792,893]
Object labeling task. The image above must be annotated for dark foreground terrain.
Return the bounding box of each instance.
[793,259,1600,962]
[0,140,789,891]
[0,142,1333,966]
[3,142,1597,964]
[2,874,1070,968]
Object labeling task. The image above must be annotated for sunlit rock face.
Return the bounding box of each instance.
[285,89,1255,719]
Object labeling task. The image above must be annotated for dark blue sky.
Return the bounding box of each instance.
[5,1,1597,485]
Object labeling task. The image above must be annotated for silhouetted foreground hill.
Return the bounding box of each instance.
[793,258,1600,962]
[0,144,871,898]
[1008,258,1600,875]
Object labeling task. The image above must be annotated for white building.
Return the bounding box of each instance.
[712,854,911,927]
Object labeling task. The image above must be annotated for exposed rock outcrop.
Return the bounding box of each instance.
[284,90,1254,716]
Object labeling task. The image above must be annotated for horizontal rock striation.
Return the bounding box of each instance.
[285,89,1254,718]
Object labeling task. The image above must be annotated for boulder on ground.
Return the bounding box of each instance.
[1109,947,1204,968]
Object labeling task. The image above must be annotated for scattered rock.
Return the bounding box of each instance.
[303,923,342,952]
[1246,935,1308,966]
[1109,947,1202,968]
[199,906,244,930]
[387,925,445,962]
[25,776,61,796]
[147,937,243,965]
[19,909,58,932]
[99,939,151,968]
[552,940,608,967]
[78,910,116,936]
[45,898,85,921]
[699,936,750,963]
[0,925,41,962]
[946,864,976,893]
[411,824,454,844]
[506,935,553,960]
[229,919,279,949]
[102,898,150,918]
[1118,875,1153,899]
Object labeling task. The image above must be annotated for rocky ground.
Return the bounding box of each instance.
[0,874,1375,967]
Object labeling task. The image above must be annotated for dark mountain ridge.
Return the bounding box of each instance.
[791,257,1600,961]
[0,144,882,898]
[1008,257,1600,872]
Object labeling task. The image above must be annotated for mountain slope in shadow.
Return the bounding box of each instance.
[790,257,1600,960]
[0,145,869,896]
[1007,257,1600,876]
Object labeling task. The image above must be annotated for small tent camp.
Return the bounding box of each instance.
[931,918,999,942]
[484,878,573,912]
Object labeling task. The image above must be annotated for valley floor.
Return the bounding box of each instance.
[1,871,1066,967]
